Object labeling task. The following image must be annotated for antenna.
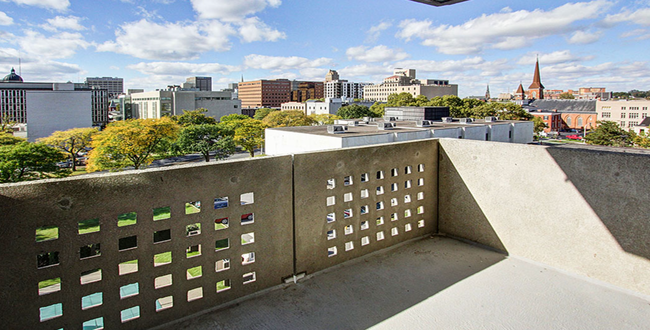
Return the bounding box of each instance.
[18,51,21,76]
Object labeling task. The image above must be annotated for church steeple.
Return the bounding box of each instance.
[485,84,491,100]
[527,57,544,99]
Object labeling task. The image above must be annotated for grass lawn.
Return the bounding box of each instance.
[121,259,138,265]
[154,252,172,266]
[78,218,100,234]
[187,266,202,279]
[70,167,88,176]
[216,279,231,292]
[38,278,61,289]
[118,212,137,227]
[35,226,58,242]
[185,202,201,214]
[153,207,171,221]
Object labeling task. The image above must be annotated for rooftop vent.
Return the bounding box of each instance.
[459,118,473,124]
[441,117,453,123]
[327,125,348,134]
[387,117,398,122]
[378,122,396,130]
[485,116,497,122]
[416,120,433,127]
[347,121,360,127]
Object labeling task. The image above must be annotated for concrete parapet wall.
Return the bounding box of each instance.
[438,139,650,295]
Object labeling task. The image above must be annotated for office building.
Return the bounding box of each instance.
[185,77,212,91]
[130,88,240,120]
[85,77,123,97]
[239,79,291,108]
[363,69,458,102]
[291,81,324,102]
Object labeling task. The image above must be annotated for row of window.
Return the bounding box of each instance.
[327,221,425,257]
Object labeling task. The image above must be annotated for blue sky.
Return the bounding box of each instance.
[0,0,649,97]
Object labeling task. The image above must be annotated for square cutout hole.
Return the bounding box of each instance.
[119,235,137,251]
[214,197,229,209]
[80,243,101,259]
[39,303,63,322]
[186,223,201,236]
[120,283,139,299]
[215,238,230,251]
[119,260,138,275]
[361,189,369,198]
[117,212,137,227]
[242,252,256,265]
[345,241,354,251]
[418,220,425,228]
[243,271,256,284]
[37,251,59,269]
[241,213,254,225]
[361,173,369,182]
[327,229,336,240]
[215,217,229,230]
[154,274,172,289]
[377,231,385,241]
[240,192,254,205]
[187,287,203,302]
[35,226,58,242]
[186,244,202,258]
[343,209,353,219]
[153,206,171,221]
[153,229,171,243]
[376,216,385,226]
[217,279,231,292]
[361,236,370,246]
[185,201,201,214]
[154,252,172,267]
[328,246,337,257]
[344,176,353,186]
[326,196,336,206]
[187,266,203,280]
[81,292,103,310]
[81,269,101,285]
[78,218,100,234]
[241,232,255,245]
[216,258,230,272]
[120,306,140,322]
[376,186,384,195]
[38,277,61,296]
[156,296,173,311]
[327,212,336,223]
[344,192,353,202]
[327,178,336,189]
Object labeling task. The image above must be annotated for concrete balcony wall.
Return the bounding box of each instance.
[438,139,650,295]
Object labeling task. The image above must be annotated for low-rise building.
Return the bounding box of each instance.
[597,100,650,130]
[524,100,597,131]
[130,89,240,120]
[363,69,458,102]
[281,102,306,112]
[384,106,450,121]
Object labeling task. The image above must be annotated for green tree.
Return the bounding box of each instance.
[369,102,386,117]
[0,134,25,146]
[559,92,575,99]
[634,130,650,149]
[220,114,250,122]
[0,117,17,134]
[584,121,634,147]
[87,117,180,171]
[262,110,315,127]
[233,119,266,157]
[176,124,236,162]
[253,108,278,121]
[336,104,374,119]
[532,116,548,135]
[171,109,217,126]
[0,142,69,183]
[38,127,98,171]
[310,114,340,125]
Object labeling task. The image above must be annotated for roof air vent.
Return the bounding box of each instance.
[485,116,497,122]
[460,118,473,124]
[378,122,396,130]
[327,125,348,134]
[441,117,453,123]
[416,120,432,127]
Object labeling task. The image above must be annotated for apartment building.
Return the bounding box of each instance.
[85,77,123,97]
[239,79,291,108]
[597,100,650,130]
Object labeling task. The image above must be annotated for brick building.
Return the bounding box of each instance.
[238,79,291,108]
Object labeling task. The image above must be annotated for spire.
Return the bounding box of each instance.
[528,57,544,89]
[241,74,244,82]
[485,84,491,100]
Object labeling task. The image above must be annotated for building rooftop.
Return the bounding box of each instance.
[159,236,650,330]
[527,99,597,113]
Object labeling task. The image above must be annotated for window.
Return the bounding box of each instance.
[621,113,626,119]
[566,117,571,126]
[602,112,611,118]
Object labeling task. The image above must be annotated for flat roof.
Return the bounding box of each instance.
[158,237,650,330]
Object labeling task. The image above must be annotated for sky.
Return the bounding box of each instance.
[0,0,649,97]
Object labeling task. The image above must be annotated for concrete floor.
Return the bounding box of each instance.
[157,236,650,330]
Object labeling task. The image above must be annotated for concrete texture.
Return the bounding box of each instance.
[438,138,650,296]
[157,236,650,330]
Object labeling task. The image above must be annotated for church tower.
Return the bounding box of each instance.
[514,82,526,100]
[527,57,545,99]
[485,84,491,100]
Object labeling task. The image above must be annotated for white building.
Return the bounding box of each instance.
[596,100,650,130]
[130,89,241,120]
[1,69,97,141]
[363,69,458,102]
[325,80,371,100]
[281,102,306,112]
[265,117,533,156]
[305,99,343,115]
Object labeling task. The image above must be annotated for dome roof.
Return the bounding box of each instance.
[2,68,23,82]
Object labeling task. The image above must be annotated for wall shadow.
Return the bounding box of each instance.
[546,146,650,261]
[437,147,508,253]
[156,236,506,330]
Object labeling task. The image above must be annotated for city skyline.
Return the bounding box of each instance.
[0,0,649,96]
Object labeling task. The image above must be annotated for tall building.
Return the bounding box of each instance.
[185,77,212,91]
[363,69,458,102]
[238,79,291,108]
[1,68,96,141]
[85,77,123,97]
[325,70,339,82]
[291,81,324,102]
[130,88,240,120]
[526,59,545,100]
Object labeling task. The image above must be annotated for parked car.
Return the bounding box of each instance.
[56,160,72,168]
[567,134,582,140]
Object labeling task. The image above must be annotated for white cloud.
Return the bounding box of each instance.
[397,0,613,54]
[517,50,594,66]
[298,67,328,81]
[0,11,13,26]
[127,61,239,76]
[243,54,332,71]
[238,17,285,43]
[19,30,90,59]
[2,0,70,11]
[603,8,650,26]
[338,64,392,79]
[568,30,602,44]
[620,28,650,40]
[346,45,409,63]
[41,16,85,32]
[190,0,281,21]
[366,21,392,43]
[394,57,486,73]
[97,19,235,60]
[0,47,85,81]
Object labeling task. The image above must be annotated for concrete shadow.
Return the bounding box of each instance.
[546,146,650,261]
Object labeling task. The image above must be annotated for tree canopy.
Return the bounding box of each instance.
[559,92,575,99]
[171,109,217,126]
[0,142,68,183]
[87,117,180,171]
[233,119,266,157]
[176,124,236,162]
[220,114,250,122]
[38,127,97,171]
[0,134,25,146]
[262,110,314,127]
[309,113,340,125]
[253,108,278,121]
[584,121,634,147]
[532,117,548,135]
[634,130,650,149]
[336,104,375,119]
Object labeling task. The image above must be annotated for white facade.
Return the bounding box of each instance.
[266,119,533,156]
[26,90,93,141]
[305,99,343,115]
[363,69,458,102]
[597,100,650,130]
[281,102,306,112]
[131,90,241,120]
[325,81,371,100]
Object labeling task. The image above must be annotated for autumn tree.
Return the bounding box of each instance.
[38,127,98,171]
[0,134,25,146]
[171,109,217,126]
[87,117,180,171]
[559,92,575,99]
[634,130,650,149]
[176,124,236,162]
[0,142,69,183]
[262,110,314,127]
[220,114,250,122]
[233,119,266,157]
[310,114,340,125]
[253,108,278,121]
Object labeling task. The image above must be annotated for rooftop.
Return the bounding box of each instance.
[158,236,650,330]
